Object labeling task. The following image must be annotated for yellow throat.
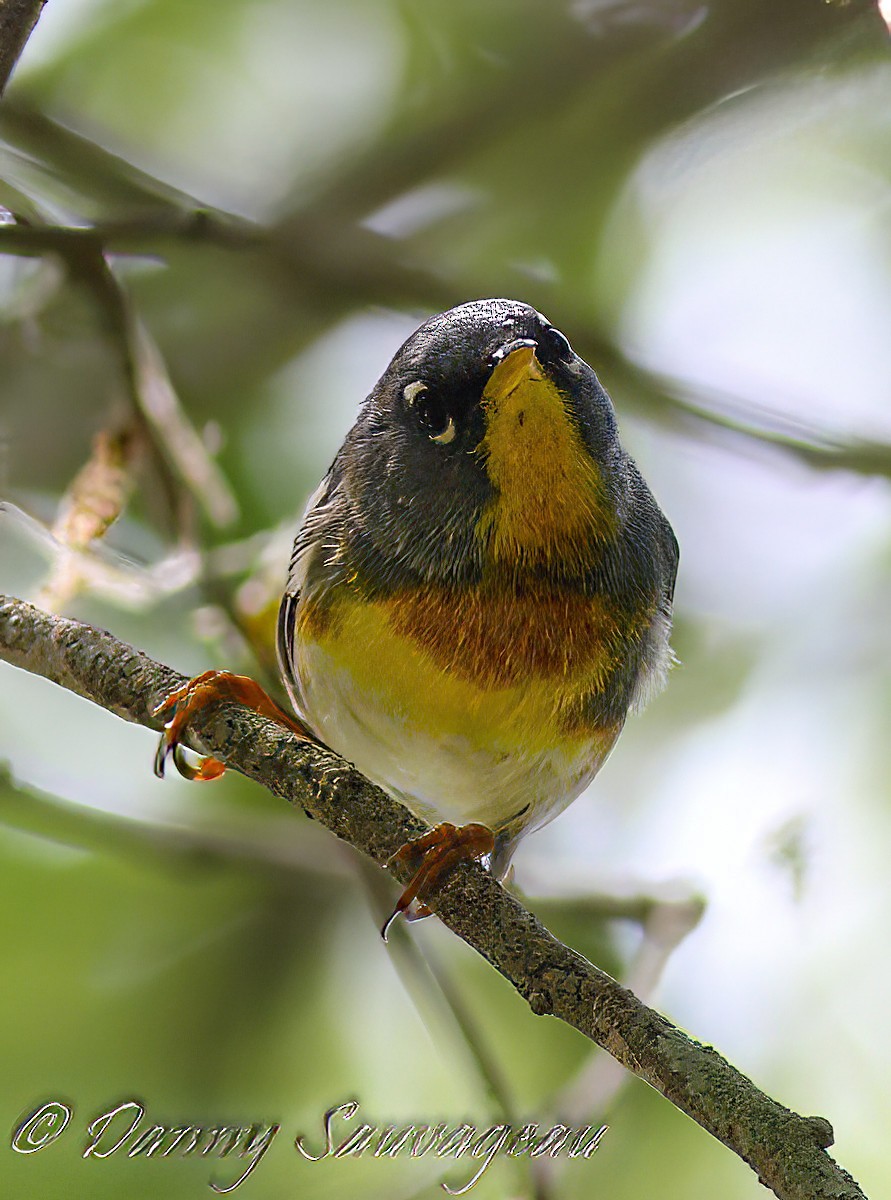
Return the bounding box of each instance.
[475,344,613,568]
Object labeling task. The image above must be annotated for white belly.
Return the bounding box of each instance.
[294,636,615,838]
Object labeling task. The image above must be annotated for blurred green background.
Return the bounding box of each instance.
[1,1,890,1197]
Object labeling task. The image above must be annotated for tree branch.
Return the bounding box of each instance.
[0,593,867,1200]
[0,0,45,97]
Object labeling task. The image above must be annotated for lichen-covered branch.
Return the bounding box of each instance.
[0,593,867,1200]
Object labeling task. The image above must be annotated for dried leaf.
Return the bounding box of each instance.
[36,426,137,610]
[51,428,134,550]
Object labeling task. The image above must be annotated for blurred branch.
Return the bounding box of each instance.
[274,0,883,232]
[356,855,521,1121]
[0,217,239,536]
[650,379,891,479]
[0,593,867,1200]
[0,761,351,882]
[2,499,203,610]
[0,0,44,97]
[0,97,211,211]
[532,888,705,930]
[5,215,891,485]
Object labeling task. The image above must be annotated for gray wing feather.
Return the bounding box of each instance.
[276,474,336,721]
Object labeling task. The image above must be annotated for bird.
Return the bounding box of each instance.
[154,298,679,938]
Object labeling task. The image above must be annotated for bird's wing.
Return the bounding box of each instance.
[276,471,339,722]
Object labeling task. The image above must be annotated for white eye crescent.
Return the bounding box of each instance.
[403,380,457,445]
[403,380,427,404]
[430,419,456,445]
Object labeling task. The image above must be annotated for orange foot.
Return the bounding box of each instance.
[381,822,495,941]
[152,670,312,781]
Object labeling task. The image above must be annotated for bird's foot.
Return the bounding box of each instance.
[381,822,495,941]
[152,669,312,781]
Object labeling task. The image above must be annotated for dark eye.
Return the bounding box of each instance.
[539,325,573,365]
[403,381,456,445]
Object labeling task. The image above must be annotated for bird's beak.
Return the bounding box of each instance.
[484,340,543,404]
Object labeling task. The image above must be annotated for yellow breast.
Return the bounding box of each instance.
[297,582,637,760]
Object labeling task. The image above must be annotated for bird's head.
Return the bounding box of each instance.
[344,298,627,586]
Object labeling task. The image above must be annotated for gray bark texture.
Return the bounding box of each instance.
[0,0,45,96]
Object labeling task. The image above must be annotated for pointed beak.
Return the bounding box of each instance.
[484,340,543,404]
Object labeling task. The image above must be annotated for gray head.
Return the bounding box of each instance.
[329,298,630,588]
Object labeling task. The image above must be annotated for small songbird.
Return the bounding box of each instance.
[155,299,678,936]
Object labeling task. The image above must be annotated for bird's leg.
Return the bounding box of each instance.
[381,822,495,941]
[153,670,313,781]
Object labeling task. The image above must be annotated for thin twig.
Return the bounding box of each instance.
[0,593,866,1200]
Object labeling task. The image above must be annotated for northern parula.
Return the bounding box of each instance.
[155,298,678,933]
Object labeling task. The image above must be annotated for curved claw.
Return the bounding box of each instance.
[154,729,226,782]
[152,671,223,779]
[381,899,434,942]
[153,728,173,779]
[174,744,226,781]
[381,822,494,941]
[380,907,401,943]
[152,669,312,785]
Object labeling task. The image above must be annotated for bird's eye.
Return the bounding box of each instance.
[539,325,573,364]
[403,381,457,445]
